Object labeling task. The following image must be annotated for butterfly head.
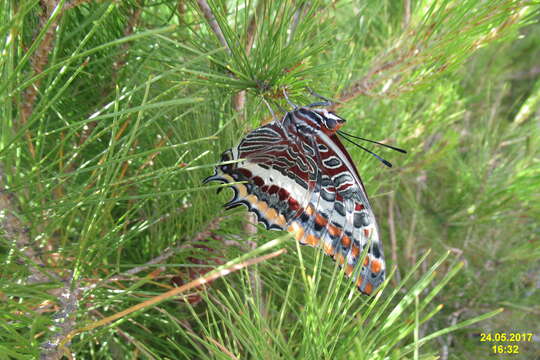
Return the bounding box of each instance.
[218,149,235,173]
[311,108,346,134]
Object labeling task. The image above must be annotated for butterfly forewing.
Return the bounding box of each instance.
[204,107,386,295]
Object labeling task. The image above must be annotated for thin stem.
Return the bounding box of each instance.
[196,0,230,54]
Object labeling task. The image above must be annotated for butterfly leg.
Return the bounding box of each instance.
[307,101,333,107]
[262,97,279,122]
[306,87,335,108]
[282,88,298,109]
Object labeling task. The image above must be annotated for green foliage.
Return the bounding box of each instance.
[0,0,538,359]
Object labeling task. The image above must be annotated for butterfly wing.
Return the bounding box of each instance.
[204,120,318,231]
[204,118,385,295]
[309,131,385,295]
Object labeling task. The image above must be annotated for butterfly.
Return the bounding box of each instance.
[204,99,405,295]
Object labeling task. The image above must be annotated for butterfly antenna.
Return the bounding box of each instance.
[339,132,393,167]
[337,130,407,153]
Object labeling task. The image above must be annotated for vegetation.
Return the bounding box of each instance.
[0,0,538,359]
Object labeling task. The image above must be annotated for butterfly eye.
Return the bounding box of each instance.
[323,116,345,131]
[315,110,344,130]
[324,117,338,129]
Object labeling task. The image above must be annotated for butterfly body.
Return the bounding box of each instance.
[204,107,385,294]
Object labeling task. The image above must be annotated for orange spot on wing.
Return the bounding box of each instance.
[363,256,369,266]
[345,264,354,276]
[371,259,382,274]
[257,200,269,213]
[363,228,370,238]
[305,204,315,216]
[276,215,286,227]
[356,276,363,288]
[306,234,319,246]
[315,213,328,226]
[327,223,341,237]
[341,235,351,248]
[288,222,300,234]
[237,184,248,197]
[246,194,258,205]
[323,242,335,256]
[294,226,305,243]
[364,283,373,295]
[351,245,360,257]
[334,253,345,265]
[265,208,278,222]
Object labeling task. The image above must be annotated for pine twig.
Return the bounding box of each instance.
[0,165,51,283]
[338,1,531,104]
[403,0,411,29]
[90,309,157,359]
[206,336,239,360]
[77,215,225,292]
[288,1,308,44]
[196,0,230,54]
[60,249,286,350]
[40,215,225,358]
[245,0,265,56]
[195,0,258,240]
[39,276,81,360]
[19,0,65,158]
[239,4,262,233]
[177,0,187,24]
[20,0,96,151]
[120,216,225,278]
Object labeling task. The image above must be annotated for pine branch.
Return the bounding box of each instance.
[196,0,230,53]
[39,276,81,360]
[19,0,63,158]
[0,164,51,283]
